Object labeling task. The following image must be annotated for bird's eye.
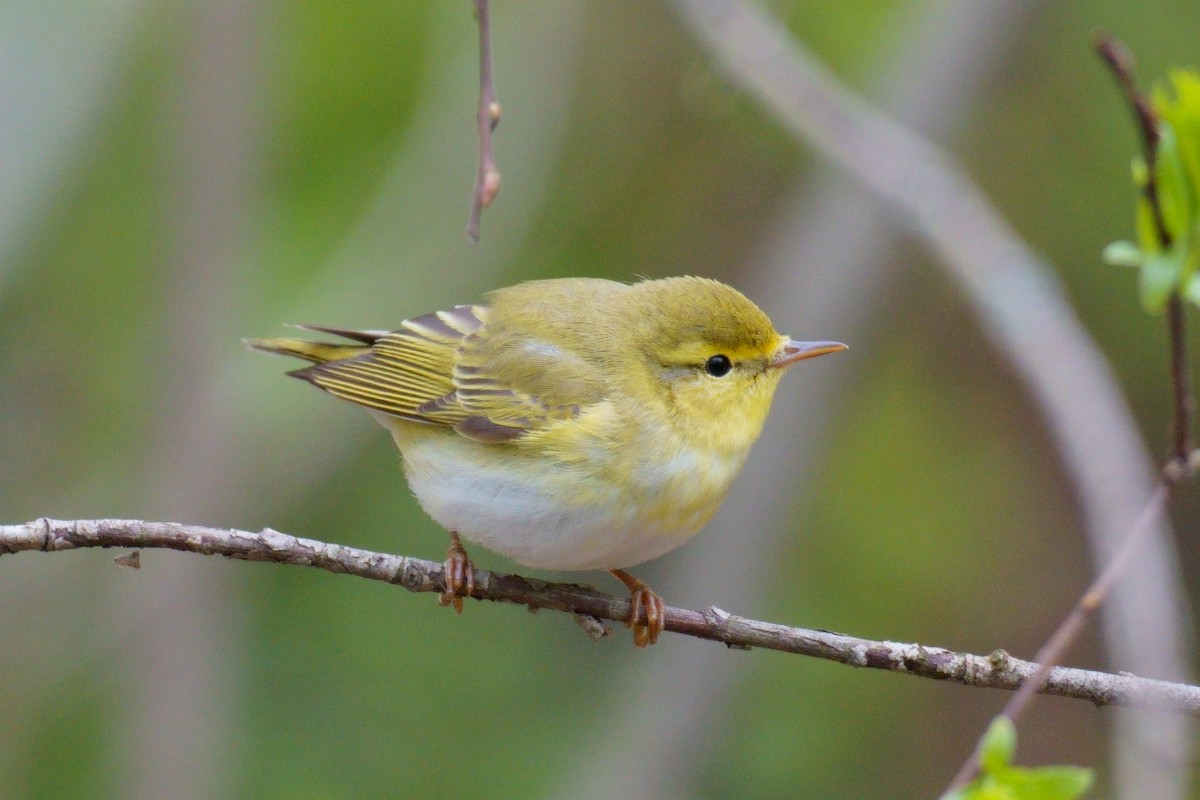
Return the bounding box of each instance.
[704,354,733,377]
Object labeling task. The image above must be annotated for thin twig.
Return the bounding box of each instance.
[943,37,1200,795]
[943,484,1172,794]
[1167,296,1194,460]
[466,0,501,243]
[1096,32,1194,462]
[3,518,1200,714]
[1094,35,1162,170]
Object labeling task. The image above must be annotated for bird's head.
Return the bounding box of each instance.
[624,277,846,454]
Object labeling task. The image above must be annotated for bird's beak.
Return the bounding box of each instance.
[770,339,848,369]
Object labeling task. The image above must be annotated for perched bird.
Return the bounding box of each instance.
[247,276,845,645]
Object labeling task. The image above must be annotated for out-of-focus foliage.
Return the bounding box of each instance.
[1104,69,1200,311]
[944,718,1094,800]
[2,1,1199,799]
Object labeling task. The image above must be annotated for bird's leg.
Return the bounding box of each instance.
[439,532,476,613]
[609,569,665,647]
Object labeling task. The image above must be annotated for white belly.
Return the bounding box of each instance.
[391,424,743,571]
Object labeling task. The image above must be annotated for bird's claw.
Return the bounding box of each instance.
[439,534,475,614]
[610,569,665,646]
[628,586,665,646]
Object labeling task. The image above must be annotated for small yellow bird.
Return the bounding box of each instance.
[247,276,845,645]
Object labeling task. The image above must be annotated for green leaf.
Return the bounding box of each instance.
[1005,766,1095,800]
[1131,154,1149,186]
[980,717,1017,773]
[1134,182,1161,254]
[1154,123,1193,240]
[947,765,1093,800]
[1155,70,1200,199]
[948,768,1093,800]
[1182,227,1200,284]
[1101,240,1143,267]
[943,717,1094,800]
[1139,250,1185,313]
[1148,68,1200,312]
[1184,271,1200,306]
[1112,69,1200,313]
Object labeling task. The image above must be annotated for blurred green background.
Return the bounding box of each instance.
[2,1,1198,798]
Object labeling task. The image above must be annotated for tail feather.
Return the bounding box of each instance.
[290,324,389,345]
[247,320,461,426]
[243,335,368,365]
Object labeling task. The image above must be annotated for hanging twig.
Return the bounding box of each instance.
[466,0,501,243]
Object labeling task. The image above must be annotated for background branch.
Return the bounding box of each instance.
[943,34,1200,796]
[671,3,1194,796]
[5,517,1200,716]
[127,6,261,797]
[560,4,1052,797]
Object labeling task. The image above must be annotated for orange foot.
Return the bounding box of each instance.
[438,533,476,614]
[610,569,665,647]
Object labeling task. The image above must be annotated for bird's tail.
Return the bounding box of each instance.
[243,324,387,365]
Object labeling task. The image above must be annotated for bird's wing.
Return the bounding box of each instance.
[290,304,606,443]
[430,318,605,442]
[288,305,482,425]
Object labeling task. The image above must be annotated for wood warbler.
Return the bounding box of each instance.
[247,276,845,645]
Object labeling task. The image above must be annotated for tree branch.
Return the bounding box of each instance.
[4,518,1200,715]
